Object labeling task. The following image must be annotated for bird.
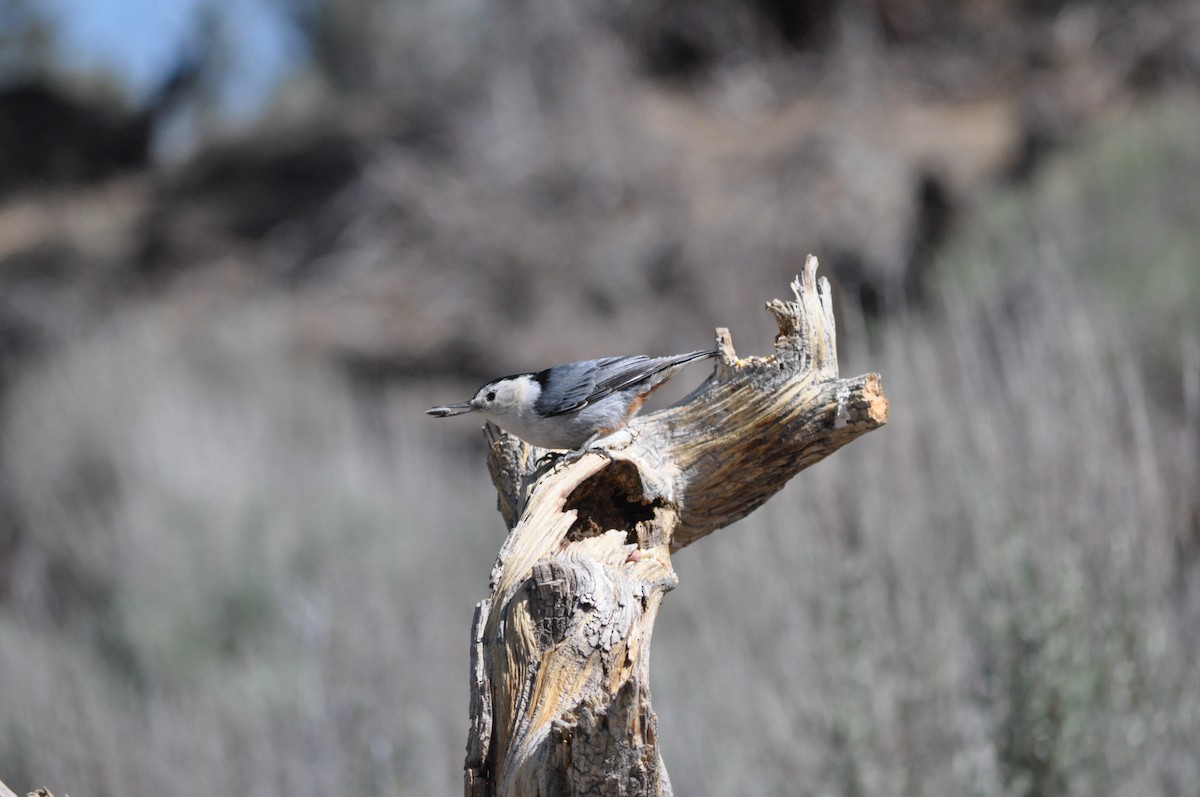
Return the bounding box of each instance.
[426,350,719,450]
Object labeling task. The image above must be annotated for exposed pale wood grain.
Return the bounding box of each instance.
[465,257,887,796]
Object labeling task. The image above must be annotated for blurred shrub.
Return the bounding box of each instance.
[652,94,1200,797]
[939,91,1200,401]
[0,303,499,795]
[0,92,1198,797]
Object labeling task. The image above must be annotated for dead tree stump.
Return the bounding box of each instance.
[465,256,888,796]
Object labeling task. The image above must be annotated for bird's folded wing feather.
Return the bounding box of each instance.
[541,353,706,416]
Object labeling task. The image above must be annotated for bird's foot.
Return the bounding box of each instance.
[534,450,563,469]
[542,444,615,473]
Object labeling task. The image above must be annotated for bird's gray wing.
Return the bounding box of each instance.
[534,356,632,416]
[538,352,714,416]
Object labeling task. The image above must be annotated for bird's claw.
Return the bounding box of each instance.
[539,445,615,473]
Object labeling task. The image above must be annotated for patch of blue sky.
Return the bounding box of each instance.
[45,0,304,119]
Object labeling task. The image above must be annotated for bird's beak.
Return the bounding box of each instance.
[426,402,476,418]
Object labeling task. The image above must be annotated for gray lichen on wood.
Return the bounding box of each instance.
[465,256,888,796]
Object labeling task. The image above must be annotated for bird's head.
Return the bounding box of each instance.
[426,374,538,422]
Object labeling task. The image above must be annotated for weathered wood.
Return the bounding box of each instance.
[2,785,54,797]
[465,256,887,796]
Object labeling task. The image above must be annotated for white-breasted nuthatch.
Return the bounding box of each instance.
[426,350,718,450]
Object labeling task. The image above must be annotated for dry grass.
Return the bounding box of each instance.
[0,307,501,795]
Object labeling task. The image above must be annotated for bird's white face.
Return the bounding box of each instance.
[471,376,536,422]
[426,374,538,422]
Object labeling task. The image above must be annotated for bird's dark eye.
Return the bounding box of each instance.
[486,390,496,402]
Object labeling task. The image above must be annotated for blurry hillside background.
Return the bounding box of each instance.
[1,0,1199,794]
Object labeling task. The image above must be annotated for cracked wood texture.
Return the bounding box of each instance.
[465,256,888,796]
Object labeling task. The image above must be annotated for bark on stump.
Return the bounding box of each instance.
[465,256,888,796]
